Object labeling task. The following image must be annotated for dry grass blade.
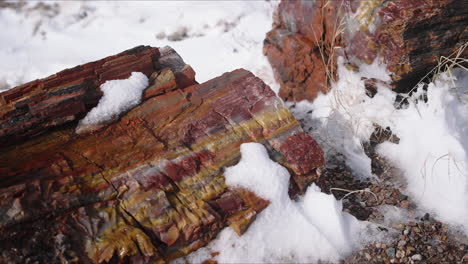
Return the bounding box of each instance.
[330,187,379,202]
[395,42,468,110]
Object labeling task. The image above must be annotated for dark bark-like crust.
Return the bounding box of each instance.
[264,0,468,101]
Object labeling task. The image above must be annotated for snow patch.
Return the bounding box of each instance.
[377,69,468,232]
[292,59,468,234]
[291,58,395,178]
[0,1,278,93]
[186,143,362,263]
[76,72,148,133]
[359,59,392,82]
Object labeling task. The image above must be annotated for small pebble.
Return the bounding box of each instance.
[398,194,408,201]
[386,248,396,259]
[411,254,423,261]
[400,200,409,209]
[422,213,430,221]
[394,224,405,230]
[397,240,407,248]
[396,249,405,258]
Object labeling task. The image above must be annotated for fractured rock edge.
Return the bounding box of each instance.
[0,46,324,263]
[264,0,468,102]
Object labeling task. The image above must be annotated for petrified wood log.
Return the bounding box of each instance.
[0,46,324,263]
[264,0,468,102]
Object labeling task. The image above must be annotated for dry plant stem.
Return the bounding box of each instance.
[395,42,468,110]
[430,153,450,179]
[329,187,379,202]
[313,0,346,91]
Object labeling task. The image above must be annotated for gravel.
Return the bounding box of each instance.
[315,126,468,264]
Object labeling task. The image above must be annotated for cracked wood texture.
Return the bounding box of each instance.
[0,46,324,263]
[264,0,468,102]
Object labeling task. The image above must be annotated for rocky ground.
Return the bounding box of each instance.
[314,126,468,263]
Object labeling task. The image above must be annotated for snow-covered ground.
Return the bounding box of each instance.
[292,59,468,233]
[1,1,467,263]
[0,1,278,92]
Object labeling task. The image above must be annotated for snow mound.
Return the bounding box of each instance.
[377,68,468,232]
[292,59,468,234]
[187,143,362,263]
[76,72,149,133]
[292,58,394,178]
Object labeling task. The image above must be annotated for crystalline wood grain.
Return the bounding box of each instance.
[0,46,324,263]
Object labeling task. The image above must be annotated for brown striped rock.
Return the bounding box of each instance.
[264,0,468,102]
[0,46,324,263]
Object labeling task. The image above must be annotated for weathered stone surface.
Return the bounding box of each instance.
[264,0,468,102]
[0,46,324,263]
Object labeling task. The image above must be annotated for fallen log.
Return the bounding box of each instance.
[0,46,324,263]
[264,0,468,102]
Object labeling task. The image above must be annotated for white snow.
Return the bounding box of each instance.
[186,143,362,263]
[0,1,278,93]
[292,59,468,233]
[76,72,148,133]
[291,58,395,178]
[377,68,468,232]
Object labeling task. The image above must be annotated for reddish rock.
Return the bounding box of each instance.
[264,0,468,102]
[0,46,324,263]
[400,200,410,209]
[0,45,196,148]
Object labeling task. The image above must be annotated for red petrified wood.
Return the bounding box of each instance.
[0,46,324,263]
[264,0,468,102]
